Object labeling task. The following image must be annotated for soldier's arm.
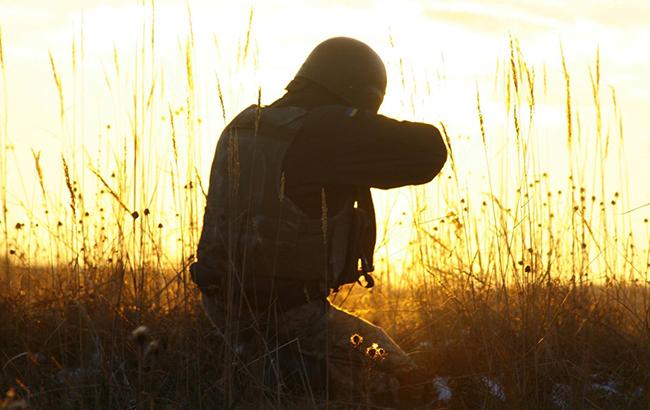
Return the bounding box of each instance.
[284,105,447,189]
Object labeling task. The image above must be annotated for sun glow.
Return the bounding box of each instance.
[4,4,650,408]
[0,0,648,279]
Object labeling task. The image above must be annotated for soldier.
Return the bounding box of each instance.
[190,37,447,407]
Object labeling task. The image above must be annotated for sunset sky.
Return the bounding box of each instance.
[1,0,648,249]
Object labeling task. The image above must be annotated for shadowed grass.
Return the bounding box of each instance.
[1,6,649,410]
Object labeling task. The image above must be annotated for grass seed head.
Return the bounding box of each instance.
[144,340,160,359]
[366,344,377,358]
[365,343,387,361]
[350,333,363,348]
[131,325,150,346]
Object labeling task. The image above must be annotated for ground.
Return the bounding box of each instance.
[1,265,649,409]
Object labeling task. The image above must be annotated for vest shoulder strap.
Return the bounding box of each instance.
[233,105,307,131]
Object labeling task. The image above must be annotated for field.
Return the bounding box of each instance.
[1,7,650,409]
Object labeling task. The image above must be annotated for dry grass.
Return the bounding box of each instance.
[1,8,649,410]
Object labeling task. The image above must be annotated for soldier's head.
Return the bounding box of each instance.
[287,37,387,113]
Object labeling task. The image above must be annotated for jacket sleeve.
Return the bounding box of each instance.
[283,105,448,189]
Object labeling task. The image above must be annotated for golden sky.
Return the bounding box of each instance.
[1,0,649,255]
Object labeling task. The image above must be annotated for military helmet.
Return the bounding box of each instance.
[288,37,387,111]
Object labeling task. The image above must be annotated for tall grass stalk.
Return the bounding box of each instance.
[0,26,9,293]
[0,9,648,409]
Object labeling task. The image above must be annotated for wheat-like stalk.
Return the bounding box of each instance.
[48,50,65,121]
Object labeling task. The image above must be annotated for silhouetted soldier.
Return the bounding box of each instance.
[190,37,447,407]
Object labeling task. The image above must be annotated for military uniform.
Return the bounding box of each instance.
[202,295,417,405]
[190,37,447,407]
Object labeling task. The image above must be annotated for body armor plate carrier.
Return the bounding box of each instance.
[191,105,375,297]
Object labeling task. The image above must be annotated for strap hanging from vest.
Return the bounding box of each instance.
[356,188,376,288]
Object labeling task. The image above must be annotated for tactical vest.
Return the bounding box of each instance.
[191,105,375,296]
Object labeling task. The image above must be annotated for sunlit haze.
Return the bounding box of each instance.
[1,0,649,270]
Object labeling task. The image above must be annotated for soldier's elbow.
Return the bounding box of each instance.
[418,126,447,183]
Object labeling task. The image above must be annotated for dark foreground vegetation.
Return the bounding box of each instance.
[2,263,650,409]
[2,8,649,409]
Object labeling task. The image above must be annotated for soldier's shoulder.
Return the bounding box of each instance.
[308,104,359,118]
[228,105,309,130]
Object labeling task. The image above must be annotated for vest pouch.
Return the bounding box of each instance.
[333,207,373,288]
[288,217,330,283]
[247,212,300,279]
